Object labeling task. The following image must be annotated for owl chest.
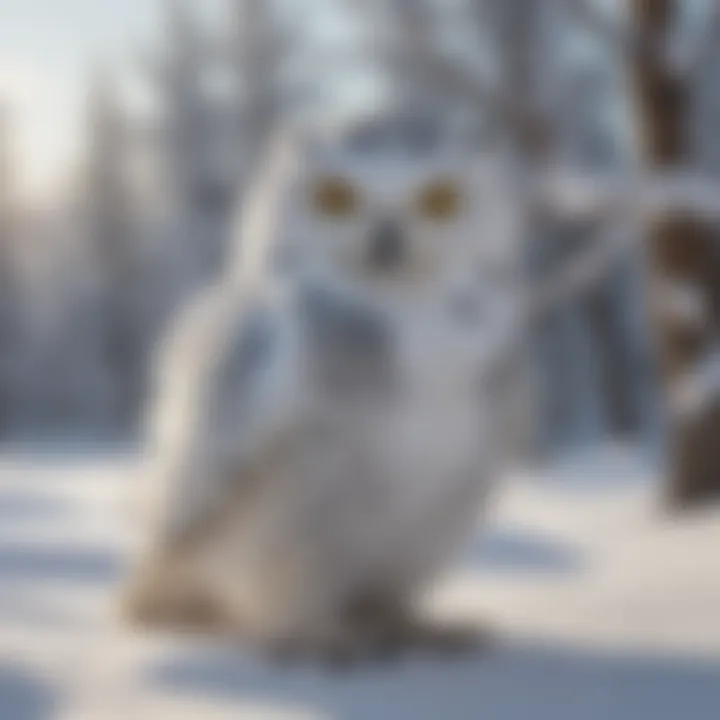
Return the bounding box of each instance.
[292,331,489,586]
[382,369,485,483]
[393,326,487,462]
[307,354,485,487]
[305,364,487,587]
[298,301,488,483]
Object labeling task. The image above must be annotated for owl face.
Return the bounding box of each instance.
[284,164,504,289]
[268,118,521,323]
[304,163,466,275]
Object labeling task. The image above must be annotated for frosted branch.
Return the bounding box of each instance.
[670,346,720,419]
[538,168,720,222]
[654,281,708,330]
[343,0,548,147]
[559,0,638,53]
[526,212,639,323]
[373,46,550,147]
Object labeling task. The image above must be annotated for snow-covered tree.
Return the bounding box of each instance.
[83,65,146,429]
[0,102,21,436]
[146,0,228,296]
[624,0,720,507]
[139,0,298,313]
[457,1,653,452]
[456,0,720,505]
[144,0,275,301]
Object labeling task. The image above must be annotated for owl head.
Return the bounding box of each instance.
[239,113,522,322]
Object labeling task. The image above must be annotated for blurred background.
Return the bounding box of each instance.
[0,1,719,718]
[1,0,718,477]
[1,0,659,451]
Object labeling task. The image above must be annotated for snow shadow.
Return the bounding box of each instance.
[0,545,121,584]
[531,445,659,494]
[0,664,57,720]
[0,489,72,523]
[467,527,584,576]
[147,641,720,720]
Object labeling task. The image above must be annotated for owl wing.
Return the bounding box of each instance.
[146,286,296,552]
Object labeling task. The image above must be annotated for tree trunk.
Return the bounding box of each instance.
[630,0,720,508]
[584,276,642,438]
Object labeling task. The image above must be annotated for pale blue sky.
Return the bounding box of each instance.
[0,0,225,198]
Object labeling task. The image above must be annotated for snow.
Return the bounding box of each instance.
[656,281,708,329]
[0,445,719,719]
[540,167,720,221]
[670,346,720,418]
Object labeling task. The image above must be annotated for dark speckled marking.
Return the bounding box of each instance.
[298,285,397,398]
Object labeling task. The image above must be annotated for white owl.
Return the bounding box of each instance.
[122,114,525,665]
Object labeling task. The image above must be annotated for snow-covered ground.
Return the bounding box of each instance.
[0,445,718,719]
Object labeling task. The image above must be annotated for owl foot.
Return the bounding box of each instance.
[259,625,401,671]
[345,596,493,658]
[398,618,493,655]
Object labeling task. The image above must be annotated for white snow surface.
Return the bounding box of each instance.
[0,444,719,719]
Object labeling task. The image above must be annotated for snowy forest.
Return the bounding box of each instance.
[0,0,719,508]
[1,2,720,717]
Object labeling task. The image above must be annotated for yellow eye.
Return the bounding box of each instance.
[311,176,360,218]
[416,178,463,221]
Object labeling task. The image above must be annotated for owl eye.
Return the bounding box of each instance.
[416,178,463,221]
[311,176,361,218]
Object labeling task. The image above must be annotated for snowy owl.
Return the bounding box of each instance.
[122,114,524,665]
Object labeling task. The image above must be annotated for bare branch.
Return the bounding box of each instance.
[343,0,550,149]
[669,345,720,420]
[559,0,640,54]
[528,211,639,323]
[350,38,551,149]
[390,49,552,148]
[564,0,710,80]
[558,0,669,65]
[538,167,720,222]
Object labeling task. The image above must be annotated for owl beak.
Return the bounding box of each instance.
[367,218,405,271]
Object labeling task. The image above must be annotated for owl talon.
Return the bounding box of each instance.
[407,620,494,656]
[261,628,391,671]
[345,596,493,657]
